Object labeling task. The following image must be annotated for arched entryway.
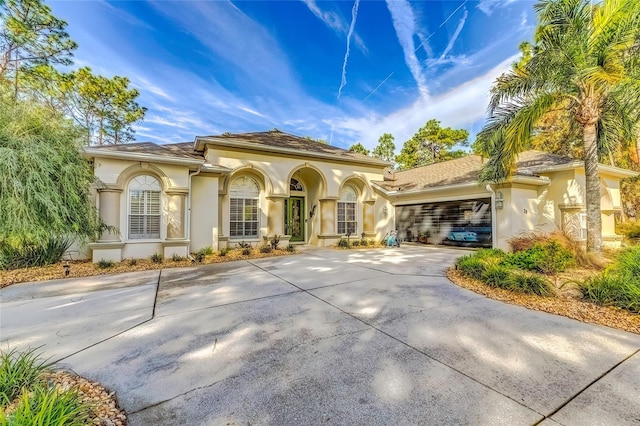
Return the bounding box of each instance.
[286,166,327,245]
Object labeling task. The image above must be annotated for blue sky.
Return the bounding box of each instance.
[49,0,536,151]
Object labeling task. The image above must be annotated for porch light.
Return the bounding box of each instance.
[495,191,504,209]
[63,261,70,277]
[309,204,317,218]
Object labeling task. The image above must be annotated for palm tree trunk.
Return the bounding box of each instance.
[583,122,602,254]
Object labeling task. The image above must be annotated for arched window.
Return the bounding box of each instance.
[290,178,304,191]
[338,185,357,235]
[230,176,260,238]
[129,175,161,239]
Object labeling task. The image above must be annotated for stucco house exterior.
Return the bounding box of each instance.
[83,130,637,262]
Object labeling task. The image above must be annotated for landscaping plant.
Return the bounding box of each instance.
[0,348,49,406]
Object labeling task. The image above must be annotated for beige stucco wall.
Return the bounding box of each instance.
[191,174,220,251]
[494,185,541,250]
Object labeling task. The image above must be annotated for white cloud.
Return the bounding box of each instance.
[301,0,367,53]
[440,9,468,60]
[385,0,429,98]
[331,54,518,148]
[477,0,516,16]
[338,0,360,99]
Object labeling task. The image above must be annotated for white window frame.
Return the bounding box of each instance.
[579,212,587,240]
[229,176,260,239]
[128,175,161,240]
[337,185,358,235]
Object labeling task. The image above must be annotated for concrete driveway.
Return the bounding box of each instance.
[1,246,639,425]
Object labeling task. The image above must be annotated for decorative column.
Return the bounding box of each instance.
[363,201,375,235]
[266,196,285,236]
[97,186,122,242]
[319,197,337,235]
[166,189,187,239]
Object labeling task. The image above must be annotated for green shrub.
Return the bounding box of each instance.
[193,252,206,263]
[150,253,163,263]
[352,240,361,247]
[218,247,230,257]
[197,246,214,256]
[481,265,512,289]
[286,244,296,253]
[0,348,49,406]
[127,258,138,266]
[580,270,640,313]
[5,384,91,425]
[236,241,252,249]
[241,248,252,256]
[96,259,114,269]
[617,220,640,240]
[456,255,487,280]
[337,238,349,248]
[502,241,574,274]
[615,246,640,277]
[171,254,186,262]
[0,236,73,270]
[507,271,554,296]
[259,246,272,253]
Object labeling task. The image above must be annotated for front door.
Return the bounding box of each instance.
[285,197,305,242]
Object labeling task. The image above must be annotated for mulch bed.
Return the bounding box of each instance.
[446,268,640,335]
[0,249,297,288]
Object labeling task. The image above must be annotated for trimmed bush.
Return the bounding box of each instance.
[456,255,487,280]
[197,246,214,256]
[502,241,574,274]
[617,220,640,241]
[337,238,349,248]
[0,348,49,406]
[481,265,512,289]
[351,240,360,247]
[96,259,114,269]
[150,253,163,263]
[218,247,230,257]
[6,383,91,425]
[507,271,554,296]
[241,248,252,256]
[0,236,73,270]
[259,246,272,253]
[127,258,138,266]
[171,254,186,262]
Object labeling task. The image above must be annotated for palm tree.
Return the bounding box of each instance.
[476,0,640,254]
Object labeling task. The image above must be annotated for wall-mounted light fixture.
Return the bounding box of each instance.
[382,205,388,218]
[496,191,505,209]
[309,204,317,218]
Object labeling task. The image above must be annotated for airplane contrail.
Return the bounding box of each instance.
[337,0,360,99]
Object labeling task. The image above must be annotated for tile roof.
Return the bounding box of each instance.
[375,150,576,192]
[87,141,204,160]
[197,130,389,165]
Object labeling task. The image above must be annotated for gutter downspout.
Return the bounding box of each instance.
[187,167,203,255]
[486,184,498,249]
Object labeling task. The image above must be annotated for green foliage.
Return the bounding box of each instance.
[396,119,469,170]
[617,220,640,241]
[171,254,185,262]
[456,255,487,280]
[337,238,350,248]
[197,246,214,256]
[0,0,77,86]
[579,248,640,312]
[372,133,396,163]
[481,265,512,289]
[507,271,554,297]
[241,248,252,256]
[25,65,146,145]
[502,241,575,275]
[127,258,137,266]
[150,253,163,263]
[218,247,230,257]
[4,383,91,425]
[286,244,296,253]
[351,240,360,247]
[475,0,640,253]
[0,236,72,270]
[348,142,370,156]
[0,348,49,406]
[259,246,272,253]
[96,259,114,269]
[0,96,104,246]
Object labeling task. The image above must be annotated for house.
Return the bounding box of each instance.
[83,130,637,262]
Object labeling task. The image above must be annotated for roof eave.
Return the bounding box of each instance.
[194,136,392,168]
[526,161,639,178]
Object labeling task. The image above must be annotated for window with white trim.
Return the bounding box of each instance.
[129,175,161,239]
[230,176,260,238]
[338,185,357,235]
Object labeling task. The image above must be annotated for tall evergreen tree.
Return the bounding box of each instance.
[372,133,396,163]
[396,119,468,170]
